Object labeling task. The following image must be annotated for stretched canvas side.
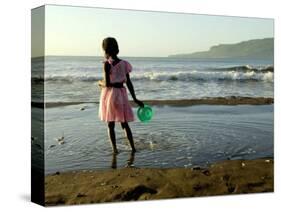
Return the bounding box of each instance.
[31,5,45,206]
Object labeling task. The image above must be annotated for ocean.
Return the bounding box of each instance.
[32,56,273,103]
[31,56,274,174]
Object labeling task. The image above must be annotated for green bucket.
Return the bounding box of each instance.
[137,104,153,123]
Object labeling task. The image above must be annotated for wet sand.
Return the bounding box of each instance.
[32,96,273,108]
[130,97,273,107]
[45,158,273,206]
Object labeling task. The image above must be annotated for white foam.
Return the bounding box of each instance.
[132,70,274,82]
[41,69,274,83]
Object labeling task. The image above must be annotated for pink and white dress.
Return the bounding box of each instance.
[99,59,134,122]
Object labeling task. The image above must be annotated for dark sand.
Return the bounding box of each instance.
[45,158,273,206]
[33,96,273,108]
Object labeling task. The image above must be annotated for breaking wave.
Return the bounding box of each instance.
[32,66,274,84]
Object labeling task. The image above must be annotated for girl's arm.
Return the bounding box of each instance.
[126,73,144,107]
[98,62,111,87]
[104,62,111,87]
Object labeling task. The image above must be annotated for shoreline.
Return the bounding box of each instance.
[32,96,274,108]
[45,158,273,206]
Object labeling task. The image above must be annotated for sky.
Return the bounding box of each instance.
[32,5,274,57]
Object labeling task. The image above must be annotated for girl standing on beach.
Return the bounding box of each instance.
[98,37,144,154]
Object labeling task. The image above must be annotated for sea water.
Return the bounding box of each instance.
[40,104,273,174]
[31,56,274,174]
[32,56,273,102]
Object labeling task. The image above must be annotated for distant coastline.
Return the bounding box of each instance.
[169,38,273,59]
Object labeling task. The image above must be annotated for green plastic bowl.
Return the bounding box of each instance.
[137,104,153,123]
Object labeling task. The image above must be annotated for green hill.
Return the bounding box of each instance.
[169,38,273,59]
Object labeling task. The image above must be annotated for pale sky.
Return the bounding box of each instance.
[33,5,274,57]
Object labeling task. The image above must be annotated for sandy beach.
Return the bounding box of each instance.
[45,158,273,206]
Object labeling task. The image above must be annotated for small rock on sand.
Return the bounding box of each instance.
[58,140,65,145]
[192,166,202,171]
[76,193,87,198]
[202,169,211,176]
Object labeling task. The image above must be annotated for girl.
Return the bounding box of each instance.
[98,37,144,154]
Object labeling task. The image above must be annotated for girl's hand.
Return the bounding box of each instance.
[98,80,105,88]
[135,99,144,108]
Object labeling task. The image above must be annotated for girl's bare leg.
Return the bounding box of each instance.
[111,153,117,168]
[121,122,136,152]
[126,151,135,167]
[108,122,118,153]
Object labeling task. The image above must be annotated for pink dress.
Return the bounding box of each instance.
[99,59,134,122]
